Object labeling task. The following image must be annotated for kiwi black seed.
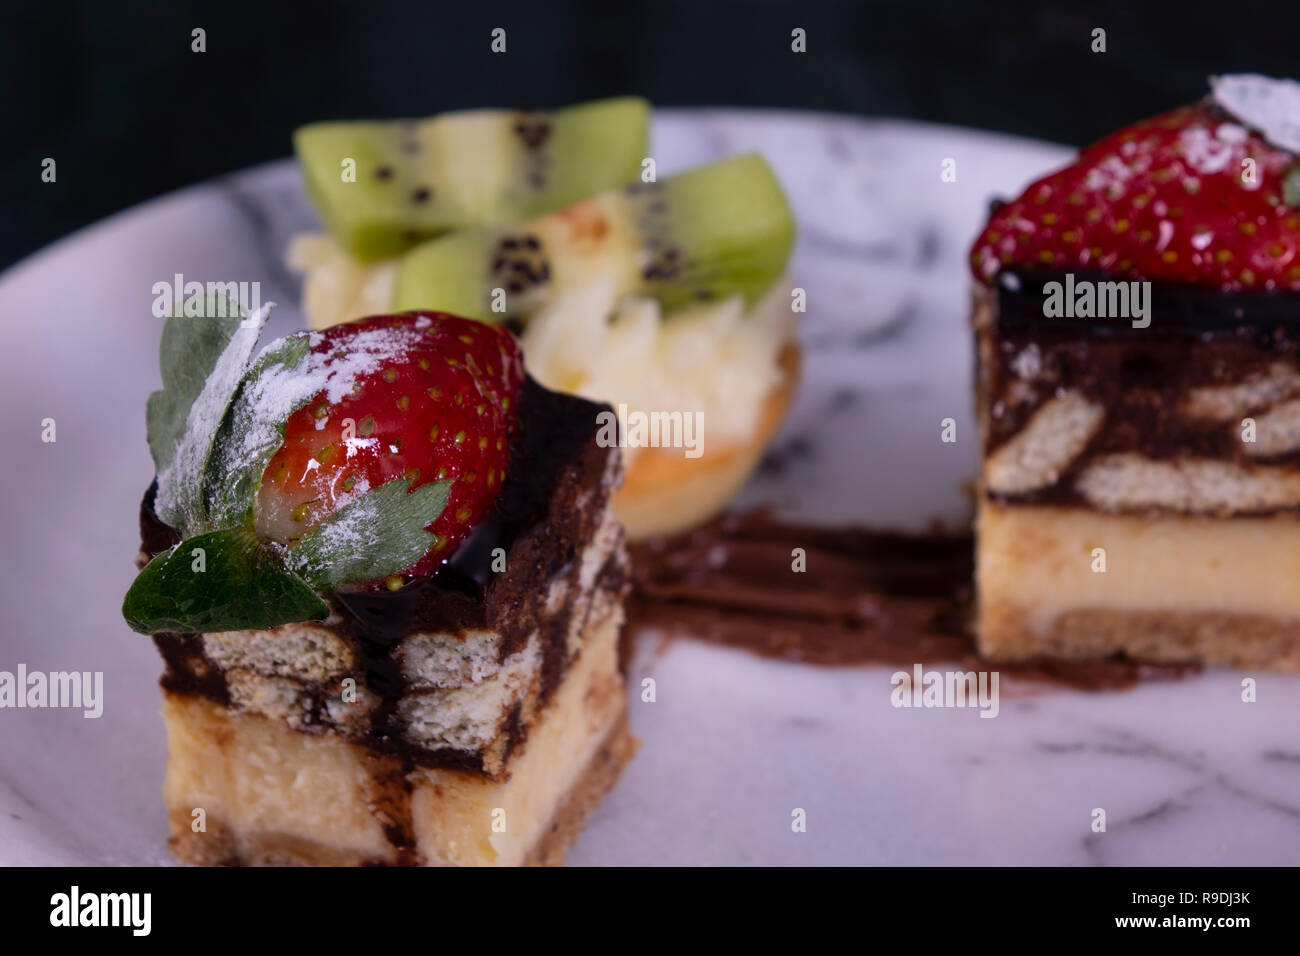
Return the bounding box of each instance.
[642,248,685,282]
[512,112,552,150]
[489,233,550,294]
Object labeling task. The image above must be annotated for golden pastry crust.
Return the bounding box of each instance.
[613,343,800,540]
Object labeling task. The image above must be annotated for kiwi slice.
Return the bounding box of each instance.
[294,96,650,261]
[391,153,794,320]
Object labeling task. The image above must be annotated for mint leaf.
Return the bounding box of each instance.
[153,303,271,536]
[204,334,314,527]
[122,527,327,634]
[146,302,245,476]
[288,478,451,589]
[1285,166,1300,209]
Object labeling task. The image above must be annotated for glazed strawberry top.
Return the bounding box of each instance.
[257,313,523,582]
[124,306,525,635]
[971,99,1300,292]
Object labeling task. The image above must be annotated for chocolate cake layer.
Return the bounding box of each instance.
[975,273,1300,512]
[142,376,629,775]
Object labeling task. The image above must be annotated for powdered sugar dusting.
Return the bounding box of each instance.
[1212,74,1300,154]
[1178,126,1239,175]
[161,311,427,535]
[155,304,272,532]
[298,493,383,569]
[208,323,426,518]
[1082,154,1135,194]
[344,437,376,459]
[317,325,425,403]
[287,475,429,588]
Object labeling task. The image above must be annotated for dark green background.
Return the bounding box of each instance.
[3,0,1297,269]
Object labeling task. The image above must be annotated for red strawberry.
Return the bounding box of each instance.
[254,311,524,587]
[971,101,1300,292]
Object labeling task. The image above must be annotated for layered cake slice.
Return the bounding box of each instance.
[969,75,1300,670]
[124,308,633,865]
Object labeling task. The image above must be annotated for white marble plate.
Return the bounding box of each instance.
[1,110,1297,866]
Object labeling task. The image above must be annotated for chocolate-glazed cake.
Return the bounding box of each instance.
[969,77,1300,670]
[125,310,634,865]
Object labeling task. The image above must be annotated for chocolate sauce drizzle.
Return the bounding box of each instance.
[995,267,1300,333]
[628,510,1198,691]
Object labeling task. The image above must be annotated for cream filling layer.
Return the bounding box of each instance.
[977,502,1300,633]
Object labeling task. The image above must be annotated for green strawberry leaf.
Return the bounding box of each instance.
[153,301,271,536]
[122,527,328,634]
[203,333,315,528]
[1285,166,1300,209]
[288,478,452,590]
[145,296,247,476]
